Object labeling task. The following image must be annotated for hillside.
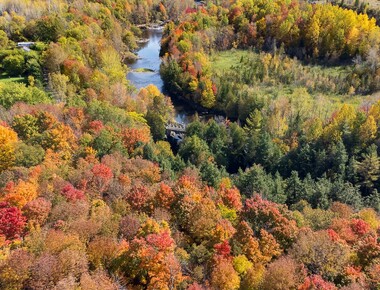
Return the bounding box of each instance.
[1,0,380,289]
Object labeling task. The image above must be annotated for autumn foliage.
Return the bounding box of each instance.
[1,0,380,289]
[0,125,18,172]
[0,202,26,241]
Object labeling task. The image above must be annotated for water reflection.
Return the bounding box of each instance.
[127,29,164,91]
[127,28,194,124]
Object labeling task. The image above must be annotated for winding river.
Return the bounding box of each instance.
[127,28,195,124]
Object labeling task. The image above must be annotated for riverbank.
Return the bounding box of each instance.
[127,26,226,125]
[126,28,192,124]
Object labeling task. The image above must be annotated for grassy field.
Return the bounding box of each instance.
[210,49,378,110]
[210,49,350,78]
[210,50,251,73]
[0,73,26,84]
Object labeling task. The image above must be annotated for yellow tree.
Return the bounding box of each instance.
[41,123,77,159]
[305,12,321,58]
[358,115,377,145]
[210,257,240,290]
[200,78,216,109]
[0,125,18,172]
[100,48,126,84]
[322,104,357,143]
[3,167,40,208]
[302,118,323,142]
[369,100,380,126]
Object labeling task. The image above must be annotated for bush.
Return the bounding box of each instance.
[14,143,45,167]
[3,54,25,76]
[0,82,50,109]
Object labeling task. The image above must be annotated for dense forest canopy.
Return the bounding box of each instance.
[1,0,380,289]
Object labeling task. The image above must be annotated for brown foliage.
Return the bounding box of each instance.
[87,237,118,269]
[261,256,305,290]
[0,249,33,290]
[119,214,141,240]
[80,271,117,290]
[28,253,61,290]
[290,230,350,281]
[23,197,52,225]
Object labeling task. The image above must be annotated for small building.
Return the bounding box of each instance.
[308,0,328,3]
[17,42,35,48]
[17,42,35,52]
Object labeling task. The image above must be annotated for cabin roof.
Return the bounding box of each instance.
[17,42,35,46]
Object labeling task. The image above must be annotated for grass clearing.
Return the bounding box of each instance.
[0,73,26,84]
[210,49,377,109]
[210,50,251,73]
[211,49,351,78]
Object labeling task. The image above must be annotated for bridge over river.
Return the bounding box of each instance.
[126,17,224,144]
[165,122,186,144]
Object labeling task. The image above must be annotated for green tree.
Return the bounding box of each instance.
[365,189,380,212]
[0,30,9,48]
[200,162,223,188]
[0,83,50,109]
[25,57,42,79]
[185,117,205,138]
[310,176,333,210]
[146,95,173,141]
[286,171,305,205]
[14,143,45,168]
[228,123,247,172]
[331,180,363,210]
[329,141,348,178]
[35,15,64,42]
[146,110,165,141]
[178,135,211,166]
[3,54,25,76]
[92,129,124,158]
[355,144,380,191]
[255,132,282,173]
[236,164,274,198]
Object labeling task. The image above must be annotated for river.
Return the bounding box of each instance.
[127,28,195,125]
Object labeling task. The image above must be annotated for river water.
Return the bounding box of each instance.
[127,28,194,124]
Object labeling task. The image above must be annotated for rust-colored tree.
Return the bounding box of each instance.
[210,255,240,290]
[243,194,298,249]
[112,230,183,289]
[23,197,52,225]
[122,126,150,155]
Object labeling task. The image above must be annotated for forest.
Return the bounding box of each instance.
[1,0,380,289]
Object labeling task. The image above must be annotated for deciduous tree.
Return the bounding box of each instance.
[0,201,26,240]
[0,125,18,172]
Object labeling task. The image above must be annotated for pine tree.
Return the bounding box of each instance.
[286,171,304,206]
[355,144,380,191]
